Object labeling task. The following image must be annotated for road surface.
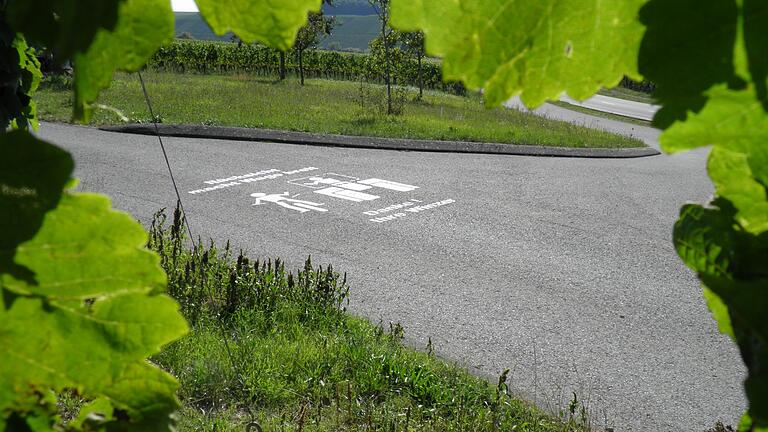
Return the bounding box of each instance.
[39,121,745,432]
[504,96,659,149]
[559,94,660,122]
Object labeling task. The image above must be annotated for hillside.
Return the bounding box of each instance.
[320,15,379,52]
[174,12,230,41]
[174,12,379,52]
[322,0,376,15]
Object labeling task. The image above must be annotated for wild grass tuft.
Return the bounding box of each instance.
[148,206,585,431]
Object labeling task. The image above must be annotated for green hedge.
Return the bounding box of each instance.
[148,40,466,95]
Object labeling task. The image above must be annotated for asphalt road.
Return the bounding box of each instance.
[559,94,660,122]
[504,96,659,148]
[39,121,745,432]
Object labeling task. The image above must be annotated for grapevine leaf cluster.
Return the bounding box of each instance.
[648,0,768,427]
[390,0,647,107]
[392,0,768,430]
[0,25,41,131]
[0,188,188,431]
[0,0,319,430]
[0,132,71,283]
[388,0,767,429]
[73,0,174,122]
[5,0,125,60]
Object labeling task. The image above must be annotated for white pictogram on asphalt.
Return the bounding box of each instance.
[357,178,419,192]
[289,175,365,190]
[251,174,422,214]
[314,186,380,202]
[288,175,418,203]
[250,192,328,213]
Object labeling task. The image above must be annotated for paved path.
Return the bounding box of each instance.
[504,97,659,149]
[559,94,660,122]
[39,121,745,432]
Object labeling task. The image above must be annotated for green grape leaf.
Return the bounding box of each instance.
[743,0,768,109]
[2,191,166,300]
[739,411,768,432]
[703,287,734,338]
[196,0,322,50]
[674,200,768,427]
[638,0,744,129]
[70,398,116,430]
[717,280,768,426]
[661,86,768,234]
[72,364,181,432]
[0,190,188,430]
[704,275,768,350]
[650,3,768,421]
[10,34,42,131]
[708,147,768,235]
[389,0,646,107]
[6,0,125,60]
[0,31,42,131]
[660,86,767,158]
[73,0,174,122]
[673,201,739,280]
[640,0,768,128]
[0,131,72,283]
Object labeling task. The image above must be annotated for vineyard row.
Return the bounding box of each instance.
[148,40,468,95]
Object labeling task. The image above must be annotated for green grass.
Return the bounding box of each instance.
[141,208,589,432]
[597,86,656,104]
[37,72,644,149]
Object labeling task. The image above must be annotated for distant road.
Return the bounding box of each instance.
[39,121,744,432]
[503,93,659,123]
[560,94,660,122]
[503,96,660,149]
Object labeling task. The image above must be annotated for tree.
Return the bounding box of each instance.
[294,6,335,85]
[400,31,425,99]
[368,30,425,102]
[368,0,393,114]
[368,28,403,76]
[279,50,287,80]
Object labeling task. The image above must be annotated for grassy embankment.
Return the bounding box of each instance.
[37,72,645,149]
[137,208,589,431]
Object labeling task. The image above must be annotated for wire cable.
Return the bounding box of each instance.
[137,71,260,429]
[137,71,196,248]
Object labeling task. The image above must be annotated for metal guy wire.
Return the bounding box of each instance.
[137,70,260,429]
[137,70,196,249]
